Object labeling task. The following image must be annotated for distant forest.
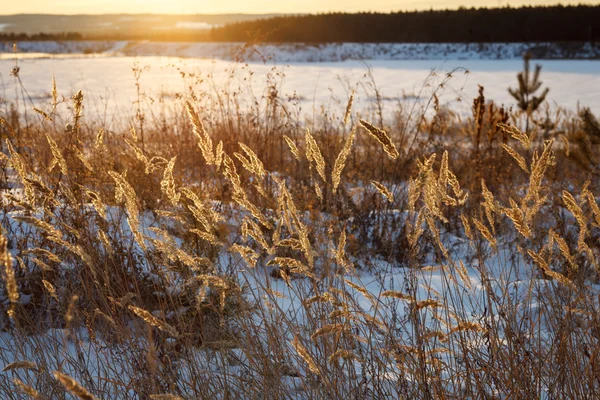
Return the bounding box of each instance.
[212,5,600,43]
[0,32,83,41]
[1,5,599,43]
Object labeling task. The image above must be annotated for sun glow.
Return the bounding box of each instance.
[1,0,597,15]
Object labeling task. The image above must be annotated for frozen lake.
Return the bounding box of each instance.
[1,56,599,124]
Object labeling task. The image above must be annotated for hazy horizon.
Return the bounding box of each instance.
[1,0,598,16]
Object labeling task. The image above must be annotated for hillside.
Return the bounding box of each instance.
[0,14,277,38]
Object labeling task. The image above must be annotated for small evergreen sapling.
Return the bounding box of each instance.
[509,53,550,131]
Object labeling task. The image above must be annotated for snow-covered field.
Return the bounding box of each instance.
[1,46,600,398]
[2,41,600,61]
[1,56,599,125]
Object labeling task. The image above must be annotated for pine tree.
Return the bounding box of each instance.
[508,53,550,132]
[509,53,550,119]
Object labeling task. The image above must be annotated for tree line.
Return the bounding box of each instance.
[2,5,599,44]
[0,32,83,41]
[210,5,600,43]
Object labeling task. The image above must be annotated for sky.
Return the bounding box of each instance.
[2,0,597,15]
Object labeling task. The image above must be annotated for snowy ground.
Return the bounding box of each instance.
[0,57,599,127]
[0,47,599,398]
[1,41,600,61]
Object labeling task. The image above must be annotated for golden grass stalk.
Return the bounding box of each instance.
[86,190,107,220]
[46,134,67,175]
[343,90,355,125]
[354,311,387,331]
[13,378,47,400]
[334,229,352,271]
[33,108,52,121]
[359,119,399,159]
[415,299,443,311]
[450,321,486,334]
[128,125,138,142]
[72,90,84,120]
[371,180,394,203]
[460,214,473,241]
[94,309,116,328]
[527,249,575,289]
[438,151,450,188]
[109,171,146,250]
[562,191,585,229]
[311,324,346,341]
[407,178,422,213]
[283,135,300,160]
[74,148,93,173]
[181,187,221,227]
[332,130,355,193]
[42,280,58,301]
[190,229,222,246]
[52,371,97,400]
[524,139,555,206]
[314,181,323,200]
[292,336,319,375]
[6,139,34,204]
[186,101,215,165]
[448,170,467,202]
[268,257,307,271]
[501,143,529,173]
[197,274,231,291]
[549,229,577,272]
[265,289,288,299]
[381,291,412,301]
[422,330,448,342]
[344,279,377,304]
[498,123,531,149]
[328,349,360,364]
[562,190,588,249]
[222,154,242,189]
[472,217,497,250]
[23,248,61,264]
[242,218,273,253]
[586,191,600,228]
[160,156,180,206]
[214,140,224,168]
[1,233,18,304]
[481,179,499,228]
[0,118,17,137]
[559,133,570,156]
[126,139,152,173]
[2,361,38,372]
[457,260,472,289]
[237,142,265,177]
[503,198,532,239]
[150,395,185,400]
[65,295,79,325]
[51,75,58,111]
[97,229,113,256]
[223,155,273,229]
[305,129,327,182]
[128,305,179,338]
[276,238,303,250]
[276,175,314,267]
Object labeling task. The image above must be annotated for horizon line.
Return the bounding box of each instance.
[1,3,596,17]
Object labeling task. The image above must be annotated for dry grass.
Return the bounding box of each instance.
[0,61,599,399]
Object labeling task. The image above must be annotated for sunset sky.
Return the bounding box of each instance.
[2,0,597,15]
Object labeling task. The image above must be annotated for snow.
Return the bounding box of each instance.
[0,41,597,398]
[2,41,600,61]
[0,191,592,397]
[0,57,598,127]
